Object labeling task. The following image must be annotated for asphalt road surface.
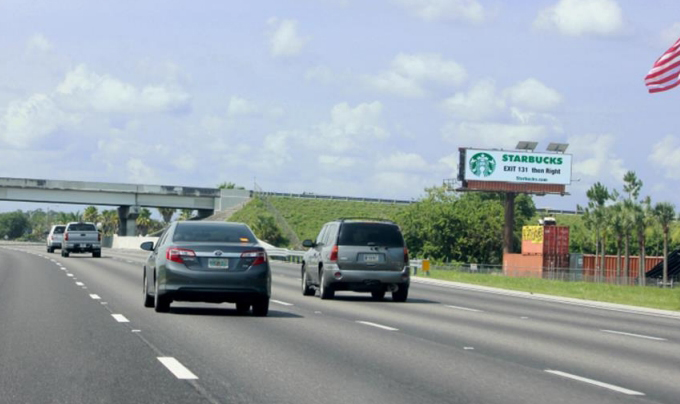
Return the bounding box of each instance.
[1,243,679,404]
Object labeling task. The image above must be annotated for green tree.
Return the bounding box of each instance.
[586,182,610,279]
[83,206,99,223]
[158,207,175,224]
[653,202,676,287]
[252,214,288,246]
[217,182,236,189]
[0,211,30,239]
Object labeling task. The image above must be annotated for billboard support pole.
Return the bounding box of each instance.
[504,192,516,255]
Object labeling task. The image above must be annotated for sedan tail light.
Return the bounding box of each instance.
[241,250,267,266]
[166,247,196,264]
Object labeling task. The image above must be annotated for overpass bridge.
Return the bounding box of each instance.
[0,177,250,236]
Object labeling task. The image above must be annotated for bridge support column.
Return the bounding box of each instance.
[118,206,140,236]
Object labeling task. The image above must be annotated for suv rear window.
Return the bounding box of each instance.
[67,223,97,231]
[53,226,65,234]
[173,223,256,243]
[338,223,404,247]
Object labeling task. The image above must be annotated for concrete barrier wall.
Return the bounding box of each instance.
[111,235,159,250]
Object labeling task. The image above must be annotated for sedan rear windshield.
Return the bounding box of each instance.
[338,223,404,247]
[53,226,65,234]
[67,223,97,231]
[173,223,257,243]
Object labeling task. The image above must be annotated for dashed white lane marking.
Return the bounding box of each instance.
[112,314,130,323]
[600,330,667,341]
[157,357,199,380]
[356,321,399,331]
[314,311,322,314]
[67,274,74,277]
[126,260,134,264]
[90,294,101,300]
[132,330,141,333]
[271,299,293,306]
[464,347,475,350]
[101,302,108,305]
[545,370,644,396]
[521,316,530,319]
[445,305,482,313]
[76,282,84,286]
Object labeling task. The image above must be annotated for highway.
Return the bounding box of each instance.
[1,244,679,404]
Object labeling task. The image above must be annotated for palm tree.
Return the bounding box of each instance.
[633,197,653,286]
[179,209,194,220]
[608,203,624,281]
[100,210,119,236]
[621,198,636,281]
[83,206,99,223]
[586,183,610,280]
[158,208,175,224]
[136,208,153,236]
[653,202,676,288]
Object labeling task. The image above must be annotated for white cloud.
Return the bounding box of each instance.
[649,135,680,180]
[305,65,335,83]
[126,158,158,184]
[227,96,258,117]
[318,154,356,169]
[376,152,431,172]
[442,79,505,121]
[503,78,563,111]
[267,18,309,57]
[312,101,389,152]
[534,0,625,37]
[26,33,53,53]
[395,0,485,24]
[568,134,626,182]
[56,65,191,114]
[368,53,467,97]
[263,130,294,167]
[0,93,81,148]
[442,122,547,149]
[660,22,680,47]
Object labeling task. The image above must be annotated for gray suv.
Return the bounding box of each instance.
[301,219,410,301]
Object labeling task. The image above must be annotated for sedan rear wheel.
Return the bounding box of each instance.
[143,272,154,308]
[154,274,170,313]
[252,297,269,317]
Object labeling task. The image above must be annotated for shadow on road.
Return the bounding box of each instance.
[168,306,304,318]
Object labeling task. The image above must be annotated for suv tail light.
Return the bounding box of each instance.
[241,250,267,266]
[98,233,102,242]
[64,232,69,241]
[329,245,338,262]
[404,247,409,263]
[166,247,196,264]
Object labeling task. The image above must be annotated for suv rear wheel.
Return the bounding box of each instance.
[392,284,409,302]
[319,270,334,300]
[301,265,314,296]
[371,290,386,300]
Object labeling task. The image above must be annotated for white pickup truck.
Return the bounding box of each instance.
[62,222,102,258]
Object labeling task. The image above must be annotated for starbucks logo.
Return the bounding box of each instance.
[469,153,496,177]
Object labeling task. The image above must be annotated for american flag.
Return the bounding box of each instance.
[645,37,680,93]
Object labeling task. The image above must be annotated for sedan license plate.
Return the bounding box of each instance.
[208,258,229,269]
[363,254,380,263]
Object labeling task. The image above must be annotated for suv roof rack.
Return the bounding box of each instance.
[336,217,396,223]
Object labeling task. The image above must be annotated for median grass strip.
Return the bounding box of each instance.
[417,270,680,311]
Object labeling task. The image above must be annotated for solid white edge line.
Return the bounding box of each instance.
[90,294,101,300]
[545,370,645,396]
[356,321,398,331]
[271,299,293,306]
[112,314,130,323]
[600,330,667,341]
[445,305,482,312]
[158,357,198,380]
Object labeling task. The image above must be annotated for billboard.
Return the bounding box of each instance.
[461,149,572,185]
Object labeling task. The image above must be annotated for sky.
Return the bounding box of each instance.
[1,0,680,213]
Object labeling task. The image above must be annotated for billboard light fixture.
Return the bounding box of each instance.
[516,141,538,151]
[547,142,569,153]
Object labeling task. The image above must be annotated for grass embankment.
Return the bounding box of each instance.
[230,197,408,244]
[418,270,680,311]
